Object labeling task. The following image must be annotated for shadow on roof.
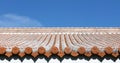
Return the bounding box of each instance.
[0,54,120,62]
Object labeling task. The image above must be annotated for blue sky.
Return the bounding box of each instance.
[0,0,120,27]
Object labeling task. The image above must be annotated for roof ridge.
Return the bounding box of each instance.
[0,27,120,29]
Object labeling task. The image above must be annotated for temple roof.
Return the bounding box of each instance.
[0,27,120,58]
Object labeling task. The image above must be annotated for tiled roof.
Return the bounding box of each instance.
[0,27,120,58]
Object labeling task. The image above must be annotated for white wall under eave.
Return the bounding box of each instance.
[0,58,119,63]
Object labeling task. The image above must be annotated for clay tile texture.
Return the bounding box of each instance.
[0,27,120,58]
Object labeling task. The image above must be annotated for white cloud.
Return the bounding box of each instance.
[0,14,42,27]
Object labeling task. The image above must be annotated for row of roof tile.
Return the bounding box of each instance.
[0,28,120,58]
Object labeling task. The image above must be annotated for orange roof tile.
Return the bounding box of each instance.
[0,27,120,58]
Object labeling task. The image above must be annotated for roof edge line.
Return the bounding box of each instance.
[0,27,120,29]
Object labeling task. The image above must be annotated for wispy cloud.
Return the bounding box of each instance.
[0,14,42,27]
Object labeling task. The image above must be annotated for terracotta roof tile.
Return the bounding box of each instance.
[0,28,120,58]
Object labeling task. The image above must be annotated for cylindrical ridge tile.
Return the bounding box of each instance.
[25,47,32,54]
[64,47,72,54]
[31,52,39,58]
[0,47,6,54]
[12,47,19,54]
[112,52,119,57]
[91,46,99,54]
[57,51,65,58]
[71,51,79,57]
[44,52,52,58]
[38,47,46,54]
[105,47,113,54]
[5,52,12,57]
[78,47,86,54]
[98,52,106,57]
[19,52,25,57]
[84,52,92,57]
[51,46,59,54]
